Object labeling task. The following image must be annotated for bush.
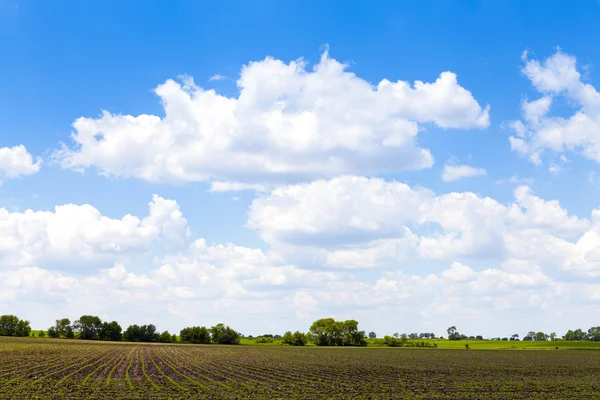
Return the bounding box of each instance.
[180,326,211,344]
[255,336,274,343]
[281,331,308,346]
[210,323,240,345]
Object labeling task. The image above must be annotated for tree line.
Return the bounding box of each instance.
[6,314,599,345]
[446,326,600,342]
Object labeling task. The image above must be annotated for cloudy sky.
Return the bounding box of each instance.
[2,0,600,338]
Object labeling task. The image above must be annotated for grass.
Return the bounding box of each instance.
[25,332,600,350]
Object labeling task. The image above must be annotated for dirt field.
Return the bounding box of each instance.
[1,337,600,399]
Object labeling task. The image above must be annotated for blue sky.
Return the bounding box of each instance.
[1,0,600,338]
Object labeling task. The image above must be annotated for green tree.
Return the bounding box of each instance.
[123,324,159,342]
[0,315,20,336]
[158,331,173,343]
[281,331,308,346]
[447,326,460,341]
[534,332,548,341]
[38,330,46,338]
[368,332,376,339]
[180,326,211,344]
[99,321,122,341]
[52,318,74,339]
[309,318,366,346]
[73,315,103,340]
[47,326,59,338]
[588,326,600,341]
[309,318,337,346]
[14,320,31,337]
[209,323,240,344]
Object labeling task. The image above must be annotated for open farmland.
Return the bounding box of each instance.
[1,338,600,399]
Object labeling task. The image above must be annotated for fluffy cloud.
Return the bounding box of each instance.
[4,254,598,337]
[248,176,592,271]
[441,163,487,182]
[509,50,600,165]
[54,49,489,186]
[0,195,189,267]
[0,145,42,182]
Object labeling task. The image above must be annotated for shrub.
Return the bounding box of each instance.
[282,331,308,346]
[255,336,274,343]
[180,326,211,344]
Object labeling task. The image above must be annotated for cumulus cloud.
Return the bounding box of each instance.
[248,176,592,271]
[0,145,42,181]
[54,48,489,185]
[441,163,487,182]
[509,50,600,165]
[2,183,600,335]
[0,194,189,267]
[4,255,596,337]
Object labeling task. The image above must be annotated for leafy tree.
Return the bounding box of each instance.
[549,332,557,341]
[158,331,173,343]
[563,329,586,341]
[475,335,483,340]
[47,326,59,338]
[408,333,419,339]
[368,332,376,339]
[281,331,308,346]
[534,332,548,341]
[180,326,211,344]
[99,321,122,341]
[15,320,31,337]
[447,326,461,341]
[588,326,600,341]
[0,315,20,336]
[0,315,31,337]
[309,318,366,346]
[52,318,74,339]
[38,330,46,338]
[73,315,103,340]
[123,324,159,342]
[527,331,536,340]
[210,323,240,345]
[511,334,519,341]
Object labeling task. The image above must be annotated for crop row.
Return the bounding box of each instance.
[1,339,600,399]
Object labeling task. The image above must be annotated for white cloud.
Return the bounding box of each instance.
[208,74,226,81]
[441,164,487,182]
[54,48,489,185]
[2,189,600,337]
[0,145,42,181]
[509,50,600,165]
[0,194,189,267]
[5,244,598,338]
[248,176,590,269]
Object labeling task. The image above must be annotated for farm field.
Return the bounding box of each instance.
[1,337,600,399]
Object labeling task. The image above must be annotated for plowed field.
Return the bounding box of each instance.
[1,337,599,399]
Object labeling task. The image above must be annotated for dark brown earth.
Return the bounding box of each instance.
[2,337,600,399]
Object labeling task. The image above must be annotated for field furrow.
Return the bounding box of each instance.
[3,338,600,399]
